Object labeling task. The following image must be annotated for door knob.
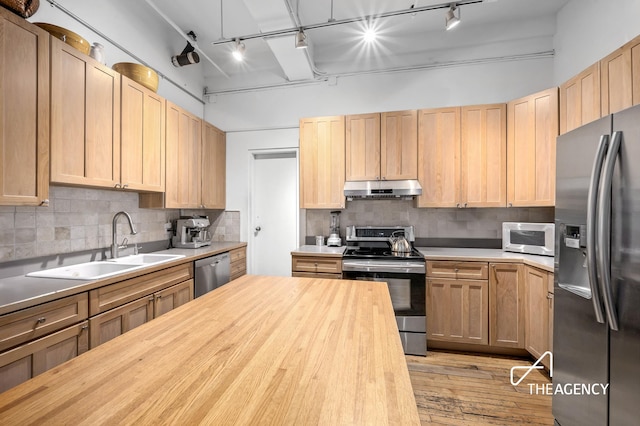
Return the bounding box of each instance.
[255,226,261,232]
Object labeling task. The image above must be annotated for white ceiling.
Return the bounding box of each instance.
[130,0,570,93]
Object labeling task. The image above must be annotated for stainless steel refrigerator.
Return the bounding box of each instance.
[554,104,640,425]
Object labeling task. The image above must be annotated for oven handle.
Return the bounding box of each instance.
[342,260,425,274]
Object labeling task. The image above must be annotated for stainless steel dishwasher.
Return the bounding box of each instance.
[194,253,231,298]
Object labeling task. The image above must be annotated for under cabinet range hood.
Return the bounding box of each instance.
[344,180,422,200]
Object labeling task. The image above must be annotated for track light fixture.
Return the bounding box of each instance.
[295,30,308,49]
[445,3,461,30]
[232,39,245,61]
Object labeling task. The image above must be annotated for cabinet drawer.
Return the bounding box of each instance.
[427,261,488,280]
[89,263,193,315]
[229,247,246,263]
[0,321,89,393]
[230,262,246,280]
[292,256,342,274]
[0,293,88,352]
[292,272,342,279]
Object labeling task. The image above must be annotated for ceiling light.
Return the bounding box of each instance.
[295,30,308,49]
[232,39,245,61]
[363,27,377,43]
[445,4,461,30]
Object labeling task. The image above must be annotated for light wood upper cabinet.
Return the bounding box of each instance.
[0,8,50,206]
[381,110,418,180]
[346,113,381,181]
[489,263,525,349]
[601,34,640,115]
[507,88,558,207]
[299,116,345,209]
[140,102,201,209]
[201,122,226,209]
[460,104,507,207]
[560,62,601,134]
[120,75,165,192]
[417,107,460,207]
[345,111,418,182]
[50,37,121,188]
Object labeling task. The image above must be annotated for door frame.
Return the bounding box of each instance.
[247,148,299,275]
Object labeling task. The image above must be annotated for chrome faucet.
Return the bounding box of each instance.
[111,211,137,259]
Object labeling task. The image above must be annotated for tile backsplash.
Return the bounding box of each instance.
[0,186,241,263]
[304,199,554,241]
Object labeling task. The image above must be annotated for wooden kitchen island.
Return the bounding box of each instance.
[0,275,419,425]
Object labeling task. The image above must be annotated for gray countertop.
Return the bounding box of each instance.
[291,245,347,256]
[417,247,554,272]
[292,245,553,272]
[0,242,246,316]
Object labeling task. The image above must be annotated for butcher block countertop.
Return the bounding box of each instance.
[0,275,420,425]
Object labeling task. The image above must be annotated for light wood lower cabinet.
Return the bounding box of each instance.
[154,279,193,317]
[427,278,489,345]
[426,261,489,345]
[89,279,193,348]
[89,296,153,349]
[525,266,554,368]
[291,255,342,279]
[0,321,88,393]
[0,293,88,352]
[230,246,247,281]
[88,264,194,348]
[489,263,525,348]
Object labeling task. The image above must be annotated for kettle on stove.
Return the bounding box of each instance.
[388,231,411,253]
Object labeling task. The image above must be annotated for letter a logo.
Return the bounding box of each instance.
[510,351,553,386]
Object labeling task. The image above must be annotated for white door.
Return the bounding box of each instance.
[249,150,298,276]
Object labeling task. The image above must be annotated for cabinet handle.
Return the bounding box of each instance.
[40,199,49,206]
[454,268,459,273]
[114,183,121,189]
[81,324,89,331]
[508,202,513,208]
[122,184,129,189]
[36,317,46,324]
[456,203,460,208]
[464,203,468,208]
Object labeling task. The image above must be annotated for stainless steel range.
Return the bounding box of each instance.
[342,225,426,356]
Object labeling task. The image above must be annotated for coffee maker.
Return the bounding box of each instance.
[172,217,212,248]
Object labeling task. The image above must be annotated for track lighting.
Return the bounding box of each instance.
[295,30,308,49]
[363,27,377,43]
[445,3,461,30]
[172,41,200,67]
[232,39,245,61]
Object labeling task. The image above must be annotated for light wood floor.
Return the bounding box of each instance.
[407,351,553,425]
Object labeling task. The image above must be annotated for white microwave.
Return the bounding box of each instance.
[502,222,555,257]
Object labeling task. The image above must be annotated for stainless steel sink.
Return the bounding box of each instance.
[26,261,144,280]
[107,253,185,265]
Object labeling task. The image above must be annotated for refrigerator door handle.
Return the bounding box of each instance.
[596,130,622,331]
[586,134,609,324]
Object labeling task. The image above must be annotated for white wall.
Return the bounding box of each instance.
[205,57,555,131]
[225,128,300,264]
[554,0,640,84]
[211,54,555,247]
[29,0,205,116]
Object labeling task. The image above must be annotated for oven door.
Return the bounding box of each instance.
[343,268,426,355]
